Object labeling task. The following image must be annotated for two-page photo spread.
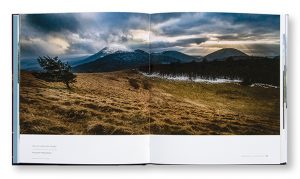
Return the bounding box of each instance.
[12,12,288,164]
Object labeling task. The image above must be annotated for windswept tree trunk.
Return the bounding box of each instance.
[65,82,70,89]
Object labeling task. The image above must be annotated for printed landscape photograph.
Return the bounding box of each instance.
[19,12,280,135]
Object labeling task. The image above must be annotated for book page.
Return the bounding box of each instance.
[148,12,285,164]
[15,12,151,164]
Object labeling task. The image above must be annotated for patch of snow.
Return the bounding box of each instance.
[141,72,278,88]
[102,45,132,54]
[141,72,242,84]
[250,83,278,88]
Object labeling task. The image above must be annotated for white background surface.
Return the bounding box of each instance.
[0,0,298,178]
[149,135,281,164]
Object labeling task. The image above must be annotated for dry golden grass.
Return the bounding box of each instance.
[149,78,280,135]
[20,70,280,135]
[20,70,150,135]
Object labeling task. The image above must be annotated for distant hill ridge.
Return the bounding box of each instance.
[204,48,248,61]
[18,47,274,73]
[72,47,275,73]
[73,47,201,72]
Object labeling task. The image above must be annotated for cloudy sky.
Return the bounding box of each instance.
[20,12,280,58]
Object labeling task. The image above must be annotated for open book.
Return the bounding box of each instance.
[12,12,287,164]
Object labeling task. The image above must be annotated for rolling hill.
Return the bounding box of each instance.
[151,51,201,64]
[204,48,248,61]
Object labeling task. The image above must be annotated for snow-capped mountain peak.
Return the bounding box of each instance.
[100,45,132,54]
[83,46,132,63]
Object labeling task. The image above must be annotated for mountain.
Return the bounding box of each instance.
[73,48,203,73]
[73,48,214,73]
[73,49,149,73]
[21,46,133,71]
[193,55,203,60]
[150,51,201,64]
[20,55,90,71]
[150,53,180,64]
[134,49,148,54]
[204,48,248,61]
[161,51,201,63]
[82,47,132,63]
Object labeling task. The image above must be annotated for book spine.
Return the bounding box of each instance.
[12,14,20,165]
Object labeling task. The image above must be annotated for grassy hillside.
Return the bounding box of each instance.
[149,77,280,135]
[20,70,150,135]
[20,70,280,135]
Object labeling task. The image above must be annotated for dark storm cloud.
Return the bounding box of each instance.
[152,12,280,38]
[98,12,149,30]
[20,12,280,58]
[150,37,208,49]
[151,14,210,37]
[25,13,80,33]
[150,13,182,23]
[215,33,279,41]
[20,12,149,58]
[150,12,280,56]
[176,37,208,45]
[218,13,280,31]
[67,42,98,55]
[20,42,42,57]
[244,43,280,56]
